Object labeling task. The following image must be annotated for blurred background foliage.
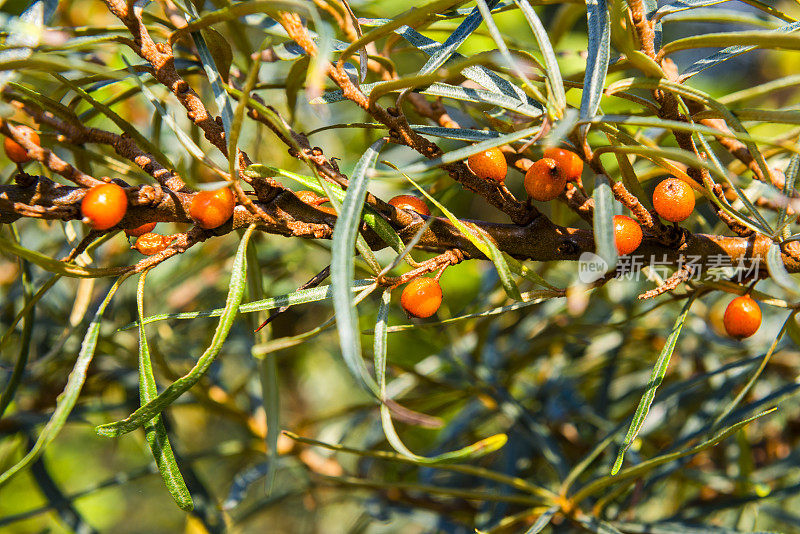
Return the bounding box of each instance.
[2,0,800,533]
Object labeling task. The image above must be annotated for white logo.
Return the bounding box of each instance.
[578,252,608,283]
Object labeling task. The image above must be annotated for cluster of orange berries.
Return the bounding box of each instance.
[80,185,234,231]
[2,127,761,338]
[4,124,237,237]
[466,146,583,202]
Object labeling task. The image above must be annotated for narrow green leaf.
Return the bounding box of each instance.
[0,273,132,487]
[677,22,800,80]
[525,506,559,533]
[374,288,505,464]
[95,225,257,437]
[417,1,498,76]
[777,154,800,236]
[312,81,543,118]
[766,243,799,295]
[184,0,234,138]
[611,294,696,475]
[136,271,193,511]
[331,138,386,396]
[337,0,466,67]
[285,56,310,120]
[120,281,374,330]
[393,25,533,105]
[319,166,382,276]
[580,0,611,132]
[593,175,618,272]
[654,0,735,21]
[513,0,567,116]
[0,235,127,278]
[475,0,544,117]
[246,244,281,495]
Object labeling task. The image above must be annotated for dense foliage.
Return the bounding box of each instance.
[2,0,800,532]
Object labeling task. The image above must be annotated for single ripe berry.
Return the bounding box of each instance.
[125,222,157,238]
[723,295,761,339]
[400,277,443,318]
[543,147,583,182]
[388,194,431,217]
[4,125,40,164]
[653,178,695,223]
[81,183,128,230]
[524,158,567,202]
[132,233,170,255]
[295,190,328,206]
[189,187,236,229]
[468,147,507,183]
[613,215,643,256]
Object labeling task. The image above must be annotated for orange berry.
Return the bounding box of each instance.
[723,295,761,339]
[468,147,507,183]
[543,147,583,182]
[4,125,40,164]
[81,183,128,230]
[653,178,695,223]
[388,194,430,217]
[189,187,236,229]
[400,278,443,318]
[125,221,157,237]
[132,233,170,255]
[295,190,328,206]
[524,158,567,202]
[613,215,643,256]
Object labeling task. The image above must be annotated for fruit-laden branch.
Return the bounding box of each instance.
[3,174,799,274]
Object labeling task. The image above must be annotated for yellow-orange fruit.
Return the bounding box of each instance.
[133,233,170,255]
[400,278,443,318]
[468,147,507,183]
[524,158,567,201]
[81,183,128,230]
[613,215,643,256]
[4,125,40,164]
[723,295,761,339]
[189,187,236,229]
[388,194,431,217]
[295,190,328,206]
[653,178,695,223]
[543,147,583,182]
[125,222,157,237]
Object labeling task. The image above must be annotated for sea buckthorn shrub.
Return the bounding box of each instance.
[2,1,800,532]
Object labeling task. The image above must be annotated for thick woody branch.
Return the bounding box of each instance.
[4,175,800,275]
